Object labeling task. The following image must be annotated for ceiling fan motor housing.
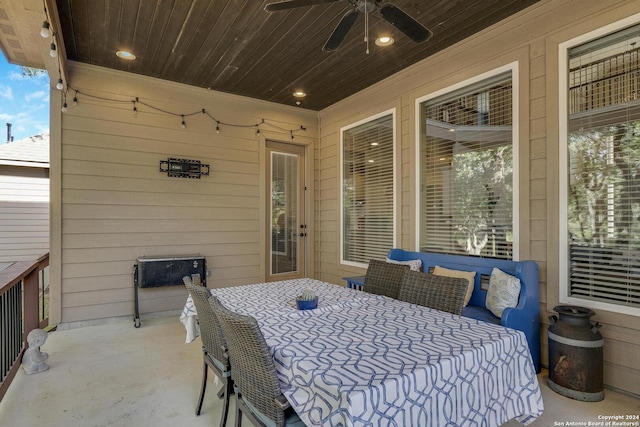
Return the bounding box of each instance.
[357,0,378,13]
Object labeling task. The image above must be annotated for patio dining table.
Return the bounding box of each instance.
[181,278,544,427]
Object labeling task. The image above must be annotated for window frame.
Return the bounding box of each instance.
[414,62,520,259]
[558,15,640,317]
[339,109,397,268]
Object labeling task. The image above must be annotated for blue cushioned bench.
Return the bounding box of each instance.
[387,248,541,373]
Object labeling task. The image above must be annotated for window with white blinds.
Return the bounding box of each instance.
[418,71,514,259]
[341,112,395,265]
[563,23,640,313]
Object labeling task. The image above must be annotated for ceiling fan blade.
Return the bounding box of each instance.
[265,0,342,12]
[379,4,432,43]
[323,9,359,52]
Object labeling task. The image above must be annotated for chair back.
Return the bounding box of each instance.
[184,278,229,371]
[209,296,287,426]
[398,270,468,315]
[363,259,410,299]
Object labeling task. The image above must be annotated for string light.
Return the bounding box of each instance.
[61,102,68,113]
[39,3,68,100]
[40,0,50,38]
[65,84,309,135]
[40,21,50,38]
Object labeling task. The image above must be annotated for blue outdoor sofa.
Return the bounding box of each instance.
[387,248,541,373]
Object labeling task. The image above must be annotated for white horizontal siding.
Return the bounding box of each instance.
[0,167,49,262]
[0,169,49,202]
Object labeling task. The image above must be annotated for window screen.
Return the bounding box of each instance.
[418,72,514,259]
[565,24,640,309]
[342,113,395,264]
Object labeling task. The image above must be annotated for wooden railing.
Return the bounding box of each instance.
[0,253,49,402]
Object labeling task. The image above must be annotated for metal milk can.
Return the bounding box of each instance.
[548,305,604,401]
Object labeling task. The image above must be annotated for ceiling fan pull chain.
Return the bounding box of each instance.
[365,8,370,54]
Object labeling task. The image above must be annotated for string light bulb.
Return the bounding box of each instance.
[49,43,57,57]
[181,115,186,129]
[72,93,78,106]
[216,123,220,134]
[40,21,50,38]
[61,102,68,113]
[56,78,63,91]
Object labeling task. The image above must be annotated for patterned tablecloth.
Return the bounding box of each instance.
[181,278,544,427]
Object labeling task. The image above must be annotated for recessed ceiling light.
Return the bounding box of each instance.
[293,90,306,98]
[116,50,136,60]
[375,36,394,47]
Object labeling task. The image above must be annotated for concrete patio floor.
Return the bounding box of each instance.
[1,313,638,427]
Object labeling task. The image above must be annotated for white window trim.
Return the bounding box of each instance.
[413,62,520,259]
[558,12,640,317]
[339,108,397,268]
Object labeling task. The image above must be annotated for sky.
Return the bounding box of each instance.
[0,56,50,145]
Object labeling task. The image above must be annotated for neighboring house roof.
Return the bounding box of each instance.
[0,132,49,168]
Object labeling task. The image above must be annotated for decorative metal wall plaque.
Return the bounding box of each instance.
[160,158,210,179]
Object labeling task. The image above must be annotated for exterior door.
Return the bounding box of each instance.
[266,141,306,281]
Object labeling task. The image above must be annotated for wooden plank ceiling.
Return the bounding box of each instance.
[56,0,540,111]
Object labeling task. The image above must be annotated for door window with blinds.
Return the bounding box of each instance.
[341,111,395,266]
[418,71,515,259]
[561,23,640,315]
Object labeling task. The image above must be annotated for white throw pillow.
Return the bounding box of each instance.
[432,266,476,307]
[486,268,521,318]
[385,258,422,271]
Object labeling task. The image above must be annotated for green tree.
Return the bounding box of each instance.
[453,145,512,255]
[19,66,47,79]
[568,127,622,246]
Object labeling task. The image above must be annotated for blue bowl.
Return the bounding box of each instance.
[296,297,318,310]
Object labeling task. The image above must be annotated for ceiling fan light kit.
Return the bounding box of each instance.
[264,0,432,53]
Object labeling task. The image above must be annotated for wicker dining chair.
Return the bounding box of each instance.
[397,270,468,315]
[183,278,233,427]
[363,259,410,299]
[209,296,305,427]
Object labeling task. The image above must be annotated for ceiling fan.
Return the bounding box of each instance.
[264,0,432,52]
